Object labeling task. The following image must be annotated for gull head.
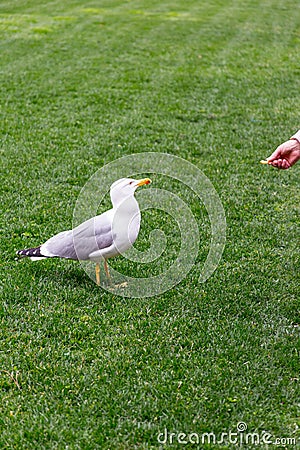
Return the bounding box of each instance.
[110,177,151,206]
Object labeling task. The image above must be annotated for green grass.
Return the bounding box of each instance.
[0,0,299,448]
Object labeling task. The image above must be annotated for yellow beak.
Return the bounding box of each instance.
[137,178,151,187]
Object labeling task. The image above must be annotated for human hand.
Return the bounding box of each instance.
[266,139,300,169]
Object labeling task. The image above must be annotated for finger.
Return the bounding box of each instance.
[281,160,291,170]
[267,146,282,162]
[277,159,284,169]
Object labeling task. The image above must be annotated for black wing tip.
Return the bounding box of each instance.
[16,246,45,257]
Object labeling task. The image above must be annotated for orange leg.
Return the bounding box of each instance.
[104,259,110,279]
[95,263,100,286]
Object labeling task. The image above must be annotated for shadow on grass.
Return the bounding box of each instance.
[16,258,96,290]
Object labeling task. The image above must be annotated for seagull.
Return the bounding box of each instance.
[17,177,151,285]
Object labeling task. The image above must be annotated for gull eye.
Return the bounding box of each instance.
[129,181,133,185]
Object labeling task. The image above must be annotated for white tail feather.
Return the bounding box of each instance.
[30,256,47,261]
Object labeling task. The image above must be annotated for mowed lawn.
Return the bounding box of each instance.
[0,0,299,448]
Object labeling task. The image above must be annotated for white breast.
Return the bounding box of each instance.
[111,197,141,254]
[89,196,141,261]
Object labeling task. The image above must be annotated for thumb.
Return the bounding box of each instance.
[267,145,282,162]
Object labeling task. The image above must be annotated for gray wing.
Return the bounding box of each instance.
[41,211,114,260]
